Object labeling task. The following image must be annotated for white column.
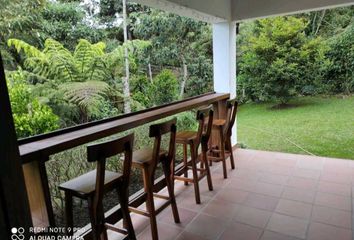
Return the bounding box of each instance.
[212,21,237,145]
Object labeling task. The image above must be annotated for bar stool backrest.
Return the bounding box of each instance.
[149,118,177,171]
[224,98,238,138]
[87,133,134,239]
[196,105,214,147]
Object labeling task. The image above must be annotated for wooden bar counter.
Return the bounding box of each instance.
[18,92,229,229]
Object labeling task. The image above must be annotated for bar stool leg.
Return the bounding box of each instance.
[117,185,136,240]
[208,131,213,166]
[182,143,188,186]
[143,168,159,240]
[162,159,180,223]
[202,143,213,191]
[227,137,235,169]
[99,209,108,240]
[87,196,98,240]
[218,127,227,179]
[190,142,201,204]
[64,192,74,236]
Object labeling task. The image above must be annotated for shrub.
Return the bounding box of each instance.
[6,70,59,138]
[238,17,330,105]
[326,23,354,94]
[150,69,179,106]
[130,75,152,107]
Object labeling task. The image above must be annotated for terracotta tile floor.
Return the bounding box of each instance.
[110,149,354,240]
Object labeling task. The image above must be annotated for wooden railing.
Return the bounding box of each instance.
[18,92,230,237]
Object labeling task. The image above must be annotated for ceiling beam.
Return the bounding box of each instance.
[131,0,229,23]
[132,0,353,23]
[232,0,354,21]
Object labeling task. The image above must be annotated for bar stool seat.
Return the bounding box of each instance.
[132,148,167,166]
[176,131,197,143]
[59,170,122,198]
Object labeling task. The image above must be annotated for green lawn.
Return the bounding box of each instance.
[237,96,354,160]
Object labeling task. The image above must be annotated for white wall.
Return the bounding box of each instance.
[213,22,237,144]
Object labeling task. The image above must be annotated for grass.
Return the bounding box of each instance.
[237,95,354,160]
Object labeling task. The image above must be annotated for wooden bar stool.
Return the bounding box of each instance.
[174,106,214,204]
[208,98,238,178]
[59,134,136,240]
[129,118,180,240]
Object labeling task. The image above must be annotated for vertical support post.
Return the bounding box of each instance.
[212,21,237,145]
[0,53,33,237]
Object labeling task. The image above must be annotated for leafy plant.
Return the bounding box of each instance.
[6,70,59,138]
[238,17,330,105]
[8,38,109,83]
[150,70,179,106]
[40,1,105,50]
[326,23,354,94]
[59,81,110,122]
[105,39,151,77]
[8,38,115,123]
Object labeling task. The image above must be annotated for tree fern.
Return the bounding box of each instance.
[92,42,106,55]
[7,38,43,58]
[71,39,109,82]
[7,38,77,82]
[8,38,50,77]
[59,81,110,121]
[44,39,76,83]
[7,37,131,123]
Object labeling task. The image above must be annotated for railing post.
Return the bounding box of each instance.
[22,155,56,228]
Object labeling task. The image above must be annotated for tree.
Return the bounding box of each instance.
[0,0,46,69]
[122,0,131,113]
[8,37,151,123]
[238,17,330,105]
[326,23,354,94]
[132,10,210,98]
[8,38,115,123]
[150,70,179,106]
[130,69,179,107]
[40,1,106,51]
[303,6,354,37]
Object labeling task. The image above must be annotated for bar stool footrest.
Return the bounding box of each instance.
[174,176,194,183]
[105,223,128,235]
[129,207,150,217]
[153,193,169,200]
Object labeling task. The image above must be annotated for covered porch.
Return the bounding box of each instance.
[119,148,353,240]
[1,0,354,239]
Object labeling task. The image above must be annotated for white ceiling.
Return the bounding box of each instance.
[133,0,354,23]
